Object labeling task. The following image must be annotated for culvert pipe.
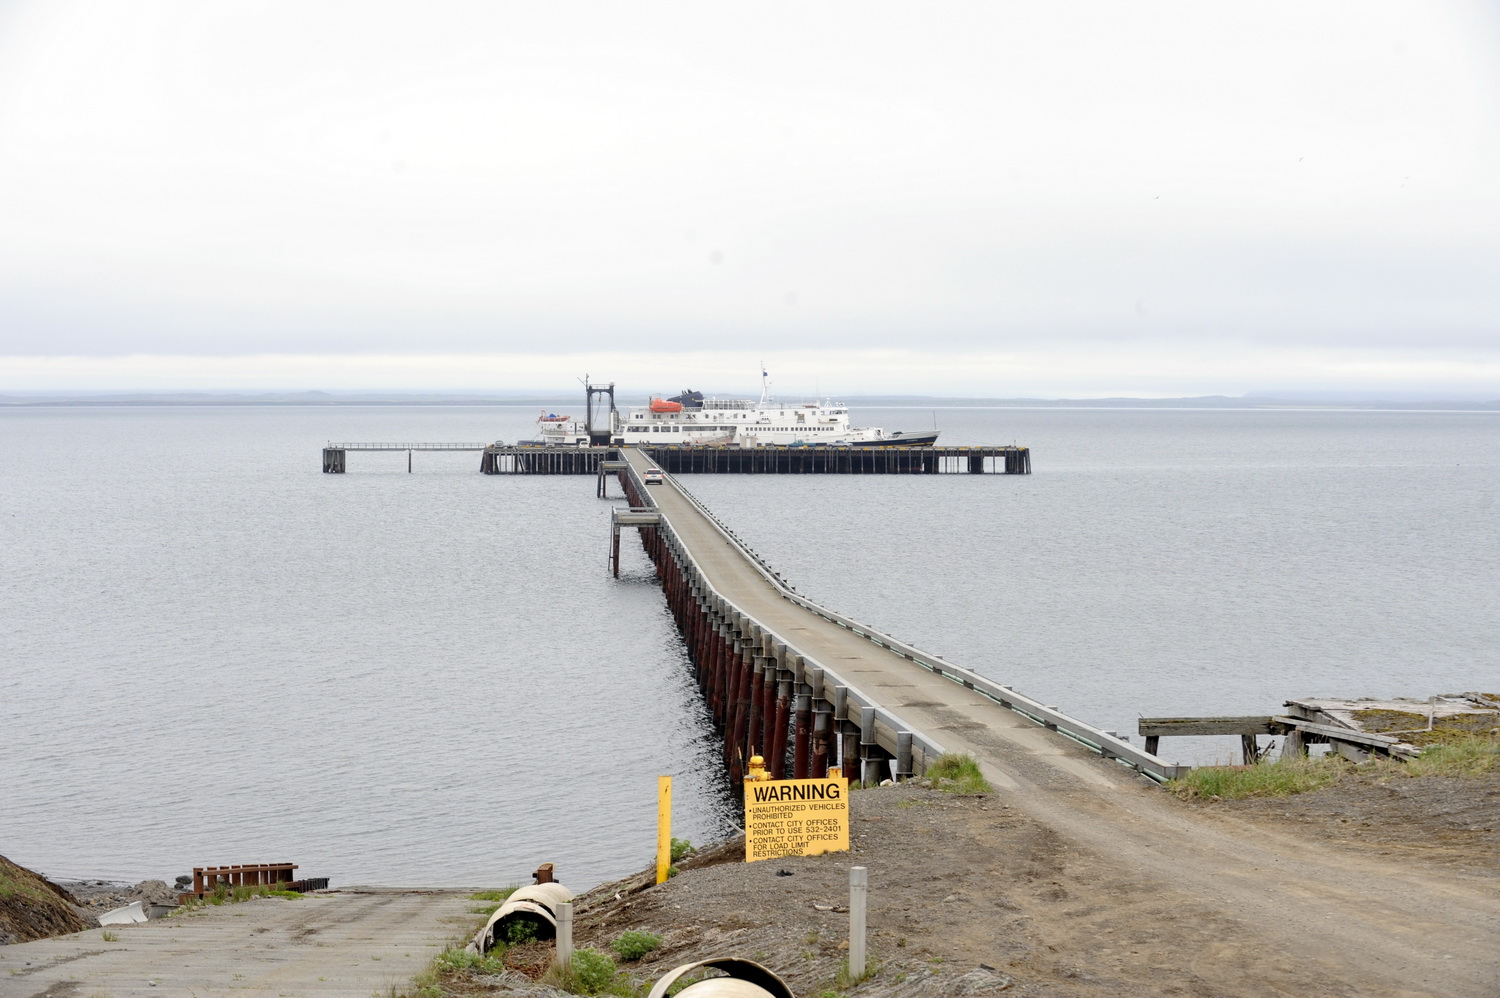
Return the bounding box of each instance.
[467,883,575,955]
[646,957,793,998]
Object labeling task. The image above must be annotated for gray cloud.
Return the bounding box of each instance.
[0,1,1497,395]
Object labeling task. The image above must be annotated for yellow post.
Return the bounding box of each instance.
[656,775,672,884]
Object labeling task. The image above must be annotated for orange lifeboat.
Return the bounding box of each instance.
[649,398,684,413]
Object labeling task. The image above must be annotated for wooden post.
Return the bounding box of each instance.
[747,658,765,760]
[810,706,831,778]
[1241,734,1259,765]
[793,690,812,779]
[771,677,792,780]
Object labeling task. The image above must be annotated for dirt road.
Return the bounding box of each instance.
[0,888,474,998]
[607,460,1500,997]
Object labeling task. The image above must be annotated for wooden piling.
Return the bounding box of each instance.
[771,676,792,780]
[793,690,812,779]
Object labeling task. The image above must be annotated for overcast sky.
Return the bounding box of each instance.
[2,1,1498,397]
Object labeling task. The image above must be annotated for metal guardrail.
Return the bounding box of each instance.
[326,442,490,450]
[638,455,1187,782]
[617,454,946,773]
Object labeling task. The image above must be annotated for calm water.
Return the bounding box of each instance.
[3,405,1497,888]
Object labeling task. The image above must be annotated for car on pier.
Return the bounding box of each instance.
[643,468,664,485]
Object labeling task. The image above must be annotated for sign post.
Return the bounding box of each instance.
[656,776,672,884]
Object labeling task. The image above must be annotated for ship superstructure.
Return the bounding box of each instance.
[535,371,939,448]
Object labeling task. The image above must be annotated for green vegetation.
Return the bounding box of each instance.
[669,837,695,863]
[434,946,507,975]
[100,929,119,941]
[541,947,636,996]
[663,973,705,996]
[1351,708,1499,748]
[0,863,55,903]
[502,914,544,947]
[1172,732,1499,800]
[611,929,662,962]
[406,946,507,998]
[835,954,881,988]
[176,883,301,911]
[925,752,992,794]
[467,885,519,916]
[1403,735,1499,778]
[1169,757,1345,800]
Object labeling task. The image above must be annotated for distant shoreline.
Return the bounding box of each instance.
[4,393,1498,411]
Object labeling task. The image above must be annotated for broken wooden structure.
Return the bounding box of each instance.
[1140,692,1500,766]
[178,861,298,903]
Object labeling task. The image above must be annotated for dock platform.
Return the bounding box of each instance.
[323,443,1031,474]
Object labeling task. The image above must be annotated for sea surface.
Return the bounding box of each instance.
[2,404,1497,890]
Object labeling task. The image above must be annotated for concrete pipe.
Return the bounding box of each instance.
[468,883,575,955]
[646,958,793,998]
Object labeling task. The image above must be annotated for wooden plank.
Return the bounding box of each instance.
[1138,716,1279,737]
[1272,717,1401,749]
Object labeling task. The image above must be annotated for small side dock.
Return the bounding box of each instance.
[322,442,488,474]
[1139,693,1500,764]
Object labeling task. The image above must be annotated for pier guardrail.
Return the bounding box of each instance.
[618,458,948,773]
[641,459,1187,782]
[327,442,490,451]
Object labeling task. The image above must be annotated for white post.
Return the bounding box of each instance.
[556,901,573,969]
[849,866,868,980]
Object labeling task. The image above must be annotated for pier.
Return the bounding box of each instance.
[323,442,1031,475]
[322,442,489,474]
[606,450,1182,786]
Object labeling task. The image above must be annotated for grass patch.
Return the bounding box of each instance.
[433,946,507,975]
[542,947,636,996]
[1403,734,1500,778]
[664,973,706,996]
[1350,708,1499,747]
[100,929,119,941]
[925,752,991,794]
[834,954,881,989]
[467,885,519,916]
[1169,757,1345,800]
[176,883,301,911]
[611,929,661,961]
[670,837,695,863]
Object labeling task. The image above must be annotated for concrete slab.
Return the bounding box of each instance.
[0,887,476,998]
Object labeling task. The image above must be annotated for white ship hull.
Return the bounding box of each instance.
[532,376,940,448]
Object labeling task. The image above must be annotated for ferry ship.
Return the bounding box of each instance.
[534,373,939,448]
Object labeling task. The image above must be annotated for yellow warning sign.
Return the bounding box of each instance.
[744,777,850,863]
